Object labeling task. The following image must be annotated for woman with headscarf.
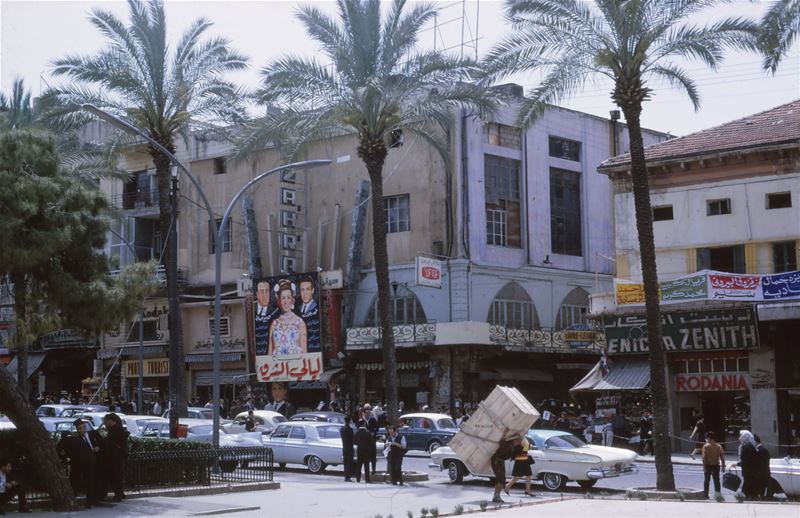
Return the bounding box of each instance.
[738,430,759,500]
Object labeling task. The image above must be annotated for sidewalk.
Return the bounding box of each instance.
[636,453,703,466]
[492,498,800,518]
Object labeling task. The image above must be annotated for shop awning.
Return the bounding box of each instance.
[185,352,245,364]
[317,367,345,383]
[193,369,248,386]
[480,367,553,383]
[757,301,800,321]
[570,359,650,392]
[97,345,165,359]
[356,361,430,371]
[5,353,46,381]
[289,380,328,390]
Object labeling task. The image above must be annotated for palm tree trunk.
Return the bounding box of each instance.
[0,365,76,510]
[150,142,186,438]
[621,104,676,491]
[358,138,399,424]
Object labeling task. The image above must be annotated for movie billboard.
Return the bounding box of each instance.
[254,272,323,382]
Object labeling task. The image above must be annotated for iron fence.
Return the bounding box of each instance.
[12,446,273,505]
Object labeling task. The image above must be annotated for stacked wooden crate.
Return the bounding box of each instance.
[449,386,540,475]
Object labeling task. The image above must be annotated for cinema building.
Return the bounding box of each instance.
[582,100,800,454]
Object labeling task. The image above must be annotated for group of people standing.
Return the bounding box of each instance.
[56,414,129,508]
[339,406,408,486]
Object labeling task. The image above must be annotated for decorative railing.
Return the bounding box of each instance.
[110,189,160,210]
[346,322,436,347]
[489,324,604,351]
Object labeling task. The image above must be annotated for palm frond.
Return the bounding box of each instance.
[759,0,800,72]
[516,59,590,129]
[646,63,700,110]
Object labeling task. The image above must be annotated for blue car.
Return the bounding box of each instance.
[395,413,459,454]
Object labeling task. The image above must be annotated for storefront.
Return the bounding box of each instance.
[120,356,169,405]
[580,307,762,451]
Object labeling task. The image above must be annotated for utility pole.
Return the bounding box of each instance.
[168,168,182,438]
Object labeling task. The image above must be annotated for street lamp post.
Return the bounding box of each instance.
[81,105,329,451]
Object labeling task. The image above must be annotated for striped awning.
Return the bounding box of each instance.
[5,353,46,381]
[571,359,650,392]
[184,352,245,364]
[356,361,430,371]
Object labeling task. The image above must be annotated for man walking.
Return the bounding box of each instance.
[340,416,355,482]
[353,420,374,483]
[638,410,653,456]
[384,425,407,485]
[57,419,102,508]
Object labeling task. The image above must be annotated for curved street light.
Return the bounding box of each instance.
[81,104,331,452]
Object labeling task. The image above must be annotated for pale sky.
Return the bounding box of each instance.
[1,0,798,137]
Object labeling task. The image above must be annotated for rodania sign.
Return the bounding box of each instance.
[675,372,750,392]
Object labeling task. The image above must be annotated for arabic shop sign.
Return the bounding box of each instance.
[614,269,800,306]
[256,353,323,382]
[675,373,750,392]
[603,308,758,354]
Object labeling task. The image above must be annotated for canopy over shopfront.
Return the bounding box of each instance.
[570,358,650,392]
[6,353,46,381]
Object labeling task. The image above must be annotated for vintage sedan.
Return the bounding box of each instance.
[393,413,459,454]
[727,456,800,497]
[430,429,638,491]
[224,410,287,435]
[263,421,346,473]
[291,411,346,424]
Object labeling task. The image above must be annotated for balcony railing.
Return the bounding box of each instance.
[346,322,436,347]
[109,264,188,288]
[111,189,160,210]
[489,324,603,351]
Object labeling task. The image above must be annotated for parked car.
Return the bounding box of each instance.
[290,411,346,424]
[39,417,96,433]
[76,411,125,429]
[118,415,167,437]
[224,410,287,435]
[430,429,638,491]
[727,456,800,497]
[389,413,458,454]
[35,405,92,418]
[162,406,215,420]
[263,421,346,473]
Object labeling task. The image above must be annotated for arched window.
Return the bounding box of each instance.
[366,285,427,325]
[487,282,539,329]
[555,288,589,329]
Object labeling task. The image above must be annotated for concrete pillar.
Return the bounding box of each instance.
[449,259,470,321]
[428,348,452,411]
[358,368,367,404]
[749,347,779,455]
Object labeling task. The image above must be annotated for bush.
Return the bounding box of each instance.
[479,500,488,512]
[453,504,464,515]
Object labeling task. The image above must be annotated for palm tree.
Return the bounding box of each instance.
[237,0,494,423]
[483,0,756,491]
[759,0,800,72]
[45,0,247,435]
[0,78,34,130]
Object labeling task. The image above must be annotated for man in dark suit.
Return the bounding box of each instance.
[364,405,379,472]
[266,382,296,418]
[353,420,374,483]
[57,419,102,508]
[340,416,355,482]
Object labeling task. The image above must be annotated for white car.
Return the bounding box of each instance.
[224,410,287,435]
[118,415,167,437]
[430,429,637,491]
[264,421,346,473]
[727,456,800,497]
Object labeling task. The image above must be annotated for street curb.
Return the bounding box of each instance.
[437,495,580,516]
[189,505,262,516]
[26,481,280,511]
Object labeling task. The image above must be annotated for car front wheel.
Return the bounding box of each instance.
[427,440,442,454]
[306,455,326,474]
[446,460,465,483]
[541,472,567,491]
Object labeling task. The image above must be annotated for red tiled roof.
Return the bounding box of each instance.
[599,99,800,169]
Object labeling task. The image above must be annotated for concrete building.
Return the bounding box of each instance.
[95,87,669,413]
[590,99,800,454]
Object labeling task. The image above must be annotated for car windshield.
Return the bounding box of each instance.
[273,415,287,424]
[317,425,342,439]
[544,434,586,449]
[437,418,456,429]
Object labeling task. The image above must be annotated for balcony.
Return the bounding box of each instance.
[345,322,436,349]
[110,189,160,216]
[109,264,188,288]
[488,325,603,352]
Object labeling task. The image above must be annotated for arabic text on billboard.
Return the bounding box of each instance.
[602,308,758,354]
[253,272,323,382]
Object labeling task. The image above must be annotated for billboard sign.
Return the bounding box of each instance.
[253,272,323,382]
